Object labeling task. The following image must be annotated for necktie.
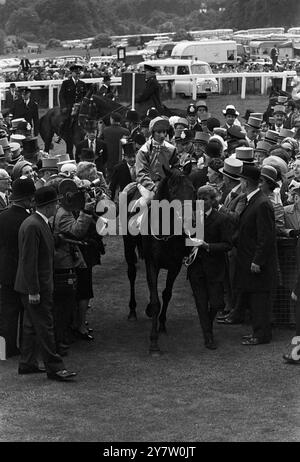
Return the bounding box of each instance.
[130,165,136,181]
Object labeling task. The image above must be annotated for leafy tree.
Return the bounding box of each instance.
[6,7,40,35]
[174,29,193,41]
[46,38,61,49]
[0,29,5,54]
[92,33,111,49]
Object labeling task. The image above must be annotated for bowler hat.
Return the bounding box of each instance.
[35,186,59,207]
[255,140,273,153]
[40,157,59,172]
[245,116,262,130]
[219,157,243,181]
[123,142,136,157]
[144,64,156,73]
[126,109,140,123]
[10,178,36,201]
[264,130,280,145]
[205,139,223,158]
[238,164,260,182]
[222,105,239,117]
[227,125,246,140]
[206,117,220,132]
[193,131,210,145]
[235,147,255,164]
[260,165,278,186]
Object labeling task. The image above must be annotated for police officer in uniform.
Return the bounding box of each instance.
[136,64,163,116]
[59,64,87,138]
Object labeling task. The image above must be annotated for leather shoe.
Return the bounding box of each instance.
[18,365,46,375]
[217,317,241,325]
[47,370,77,381]
[241,337,270,345]
[204,338,217,350]
[283,353,300,364]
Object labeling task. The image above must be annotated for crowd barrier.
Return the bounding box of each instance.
[0,70,296,111]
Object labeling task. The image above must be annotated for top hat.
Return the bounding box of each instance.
[174,118,189,129]
[260,165,278,186]
[235,147,255,164]
[222,105,239,117]
[219,157,243,181]
[149,117,169,133]
[264,130,280,144]
[193,131,210,144]
[22,137,39,159]
[227,125,246,140]
[0,137,10,151]
[80,148,95,162]
[245,116,262,130]
[238,164,260,182]
[255,140,273,153]
[146,107,159,119]
[144,64,156,73]
[10,178,36,201]
[40,157,59,171]
[273,105,286,114]
[123,142,136,157]
[196,100,208,110]
[35,186,59,207]
[251,112,263,120]
[187,103,197,115]
[278,128,295,139]
[126,109,140,123]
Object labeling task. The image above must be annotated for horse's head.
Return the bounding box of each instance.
[161,165,195,203]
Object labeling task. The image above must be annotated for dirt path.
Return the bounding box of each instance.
[0,236,299,442]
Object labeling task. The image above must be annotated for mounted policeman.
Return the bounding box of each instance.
[135,64,164,117]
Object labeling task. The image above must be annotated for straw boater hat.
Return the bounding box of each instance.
[219,157,243,181]
[56,154,76,171]
[10,134,26,144]
[278,128,295,139]
[0,137,10,151]
[11,118,26,130]
[260,165,279,187]
[245,116,262,130]
[251,113,263,120]
[277,95,288,104]
[9,142,23,164]
[194,131,210,145]
[273,105,286,115]
[235,147,255,164]
[255,140,273,154]
[264,130,280,145]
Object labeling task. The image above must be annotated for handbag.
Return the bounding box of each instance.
[53,268,77,293]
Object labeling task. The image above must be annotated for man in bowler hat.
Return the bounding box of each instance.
[14,186,77,380]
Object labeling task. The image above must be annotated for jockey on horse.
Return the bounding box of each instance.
[58,64,88,153]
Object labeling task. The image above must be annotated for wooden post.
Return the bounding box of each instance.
[49,84,54,109]
[171,79,176,99]
[241,76,246,99]
[192,76,197,101]
[131,72,136,110]
[282,73,287,92]
[261,75,265,95]
[0,336,6,360]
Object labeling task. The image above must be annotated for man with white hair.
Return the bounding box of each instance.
[0,169,11,210]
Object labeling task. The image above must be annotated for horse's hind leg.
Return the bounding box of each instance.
[145,260,161,355]
[123,236,137,321]
[159,265,181,334]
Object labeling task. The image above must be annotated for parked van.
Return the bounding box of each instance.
[138,59,218,97]
[171,40,237,64]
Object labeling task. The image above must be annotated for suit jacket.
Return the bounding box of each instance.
[102,124,130,174]
[109,160,133,200]
[20,58,31,72]
[14,213,54,295]
[0,205,30,286]
[59,78,87,109]
[188,209,232,282]
[75,138,108,173]
[136,76,163,116]
[0,194,7,210]
[235,190,277,292]
[5,90,18,111]
[12,98,39,136]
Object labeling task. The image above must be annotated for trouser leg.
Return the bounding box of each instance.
[0,285,24,357]
[188,264,211,341]
[249,291,272,342]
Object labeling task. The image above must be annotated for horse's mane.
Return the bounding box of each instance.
[155,169,184,201]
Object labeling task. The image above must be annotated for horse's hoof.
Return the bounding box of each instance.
[145,304,153,318]
[158,325,167,334]
[127,311,137,321]
[149,348,162,357]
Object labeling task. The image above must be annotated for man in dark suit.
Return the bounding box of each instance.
[0,178,35,358]
[5,83,18,113]
[109,142,136,200]
[102,112,130,183]
[14,187,77,380]
[235,164,277,345]
[187,185,232,350]
[11,88,39,136]
[136,64,163,116]
[20,56,31,74]
[98,74,115,100]
[75,126,108,175]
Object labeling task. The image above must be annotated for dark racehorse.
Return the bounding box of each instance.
[123,166,194,355]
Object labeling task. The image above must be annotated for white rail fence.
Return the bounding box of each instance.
[0,71,296,112]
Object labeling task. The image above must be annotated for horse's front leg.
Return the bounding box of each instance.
[145,259,161,355]
[159,264,182,334]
